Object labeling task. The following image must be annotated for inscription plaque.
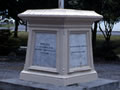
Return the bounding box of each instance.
[33,32,56,68]
[69,33,88,68]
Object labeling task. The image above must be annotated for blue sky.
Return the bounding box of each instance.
[99,22,120,31]
[113,22,120,31]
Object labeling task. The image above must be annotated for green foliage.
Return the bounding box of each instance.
[0,0,59,37]
[66,0,120,21]
[0,29,11,40]
[101,0,120,23]
[95,35,120,60]
[18,31,28,46]
[65,0,84,9]
[65,0,120,48]
[0,24,14,28]
[0,29,21,55]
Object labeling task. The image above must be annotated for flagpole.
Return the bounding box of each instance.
[59,0,64,8]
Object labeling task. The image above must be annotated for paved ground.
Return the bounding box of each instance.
[0,59,120,89]
[95,62,120,81]
[0,60,120,81]
[0,61,24,80]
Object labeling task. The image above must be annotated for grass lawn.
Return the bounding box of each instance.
[96,35,120,55]
[0,24,14,28]
[18,31,28,46]
[10,31,28,46]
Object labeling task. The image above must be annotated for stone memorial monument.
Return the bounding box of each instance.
[18,0,103,86]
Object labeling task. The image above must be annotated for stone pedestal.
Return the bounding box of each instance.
[18,9,102,86]
[0,78,119,90]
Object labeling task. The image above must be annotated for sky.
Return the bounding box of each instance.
[113,22,120,31]
[99,22,120,31]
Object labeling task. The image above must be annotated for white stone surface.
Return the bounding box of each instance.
[18,9,103,19]
[19,8,102,86]
[69,34,88,68]
[33,33,56,68]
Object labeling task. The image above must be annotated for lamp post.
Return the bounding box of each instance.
[59,0,64,8]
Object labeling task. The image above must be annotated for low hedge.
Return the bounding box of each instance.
[0,29,20,55]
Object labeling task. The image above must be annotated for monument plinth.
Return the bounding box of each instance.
[18,9,102,86]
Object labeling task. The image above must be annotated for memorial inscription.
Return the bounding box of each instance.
[69,33,88,68]
[33,32,56,68]
[35,43,55,55]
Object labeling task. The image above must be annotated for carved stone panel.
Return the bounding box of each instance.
[33,32,56,68]
[69,33,88,68]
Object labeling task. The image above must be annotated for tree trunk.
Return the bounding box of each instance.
[14,19,19,38]
[92,21,98,53]
[105,37,111,49]
[25,21,27,32]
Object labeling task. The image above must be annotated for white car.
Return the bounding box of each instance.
[0,18,15,24]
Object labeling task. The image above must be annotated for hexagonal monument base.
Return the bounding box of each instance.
[20,70,98,86]
[18,9,103,86]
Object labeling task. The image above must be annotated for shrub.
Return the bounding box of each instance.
[0,29,20,55]
[94,41,119,61]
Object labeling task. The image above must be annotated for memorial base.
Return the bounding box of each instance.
[20,70,97,86]
[0,78,119,90]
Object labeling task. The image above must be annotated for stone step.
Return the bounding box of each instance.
[0,78,119,90]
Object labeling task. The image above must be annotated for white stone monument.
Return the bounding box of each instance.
[18,0,102,86]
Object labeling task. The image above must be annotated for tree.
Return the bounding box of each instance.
[65,0,84,9]
[99,0,120,44]
[0,0,24,37]
[0,0,8,17]
[0,0,58,37]
[66,0,120,46]
[65,0,120,60]
[84,0,120,59]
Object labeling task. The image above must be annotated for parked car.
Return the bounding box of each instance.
[0,18,15,24]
